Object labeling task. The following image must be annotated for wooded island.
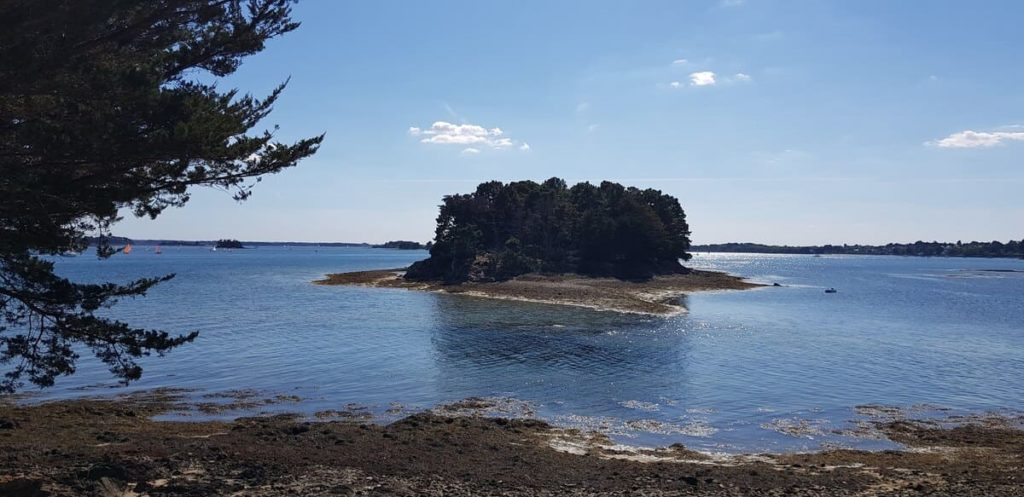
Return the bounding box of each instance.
[316,179,758,315]
[405,178,693,282]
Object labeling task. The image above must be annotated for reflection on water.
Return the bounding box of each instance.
[19,247,1024,453]
[428,295,695,413]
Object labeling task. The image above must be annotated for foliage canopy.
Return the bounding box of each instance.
[406,178,692,282]
[0,0,320,392]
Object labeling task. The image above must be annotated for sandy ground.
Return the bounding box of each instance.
[313,269,762,315]
[1,392,1022,496]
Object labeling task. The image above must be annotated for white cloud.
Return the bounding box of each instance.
[410,121,518,149]
[492,137,513,148]
[519,142,531,151]
[576,101,591,113]
[733,72,752,82]
[720,0,744,6]
[689,71,717,86]
[587,123,600,132]
[672,59,688,65]
[410,121,528,151]
[669,81,682,88]
[930,130,1024,148]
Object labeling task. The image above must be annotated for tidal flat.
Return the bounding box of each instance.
[314,268,762,316]
[2,391,1023,496]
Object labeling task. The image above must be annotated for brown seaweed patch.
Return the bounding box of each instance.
[432,396,537,418]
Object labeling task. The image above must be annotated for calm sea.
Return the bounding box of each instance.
[29,247,1024,453]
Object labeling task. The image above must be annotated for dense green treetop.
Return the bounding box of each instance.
[405,178,692,282]
[0,0,320,392]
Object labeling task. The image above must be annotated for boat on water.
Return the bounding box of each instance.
[122,243,133,255]
[155,245,162,255]
[825,288,837,293]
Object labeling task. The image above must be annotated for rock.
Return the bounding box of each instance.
[82,462,130,482]
[0,479,45,497]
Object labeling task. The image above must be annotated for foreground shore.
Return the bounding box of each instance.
[1,392,1022,496]
[314,269,761,315]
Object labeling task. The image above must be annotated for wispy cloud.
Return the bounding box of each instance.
[672,58,688,65]
[929,129,1024,148]
[461,147,481,155]
[689,71,717,86]
[409,121,526,151]
[668,71,751,89]
[441,101,461,120]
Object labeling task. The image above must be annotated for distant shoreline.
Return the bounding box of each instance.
[314,268,762,316]
[693,240,1024,259]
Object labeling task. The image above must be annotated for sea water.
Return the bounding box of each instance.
[25,247,1024,453]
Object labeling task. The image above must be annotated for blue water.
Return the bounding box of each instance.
[27,247,1024,453]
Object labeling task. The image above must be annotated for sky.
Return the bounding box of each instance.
[117,0,1024,245]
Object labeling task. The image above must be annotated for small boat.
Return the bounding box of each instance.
[122,243,133,255]
[155,245,162,255]
[824,288,837,294]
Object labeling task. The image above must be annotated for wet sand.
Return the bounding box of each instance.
[314,269,761,315]
[1,392,1022,496]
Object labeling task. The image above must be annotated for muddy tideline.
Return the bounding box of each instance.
[1,392,1022,496]
[314,268,761,316]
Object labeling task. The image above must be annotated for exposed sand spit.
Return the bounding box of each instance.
[314,268,762,316]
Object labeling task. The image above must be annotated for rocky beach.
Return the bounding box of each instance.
[2,391,1022,496]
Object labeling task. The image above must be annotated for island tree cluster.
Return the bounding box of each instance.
[374,240,431,250]
[405,178,692,282]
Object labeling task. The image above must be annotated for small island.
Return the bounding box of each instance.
[317,179,760,315]
[214,239,246,249]
[373,240,432,250]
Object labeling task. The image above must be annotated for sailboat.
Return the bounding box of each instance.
[122,243,133,255]
[154,244,162,255]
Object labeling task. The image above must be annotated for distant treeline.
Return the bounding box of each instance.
[693,240,1024,258]
[373,240,431,250]
[84,237,371,248]
[406,178,692,282]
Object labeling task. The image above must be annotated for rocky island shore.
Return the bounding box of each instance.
[2,392,1022,496]
[314,268,761,315]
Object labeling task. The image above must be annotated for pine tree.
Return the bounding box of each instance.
[0,0,322,392]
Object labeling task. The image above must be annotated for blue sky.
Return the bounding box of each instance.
[118,0,1023,245]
